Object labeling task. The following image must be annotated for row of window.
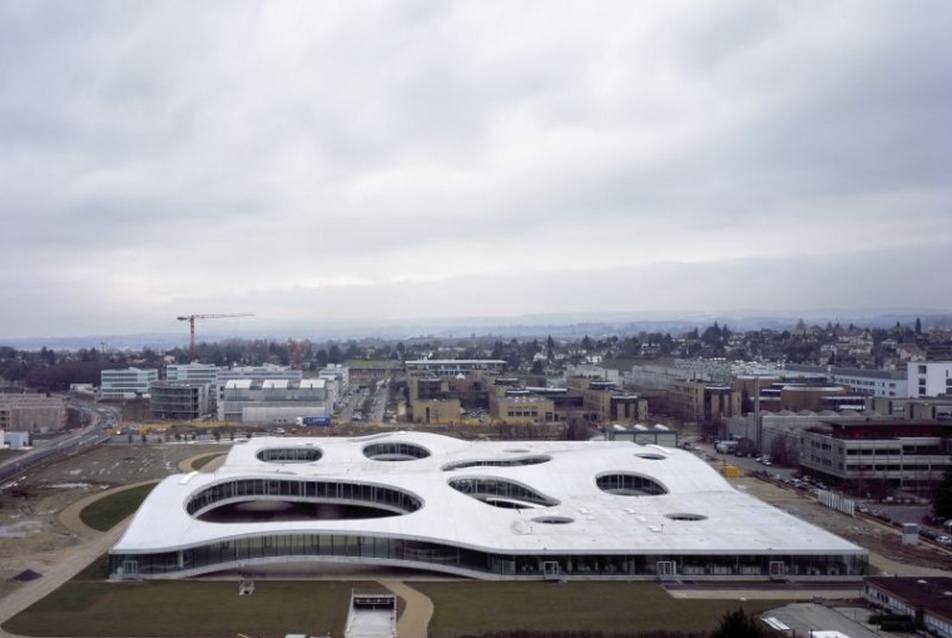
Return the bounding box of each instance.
[506,409,539,417]
[185,478,422,517]
[109,533,867,580]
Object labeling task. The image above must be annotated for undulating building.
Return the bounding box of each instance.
[109,432,867,582]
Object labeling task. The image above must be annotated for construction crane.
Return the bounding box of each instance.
[176,313,254,362]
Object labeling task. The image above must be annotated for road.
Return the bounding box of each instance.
[0,402,119,486]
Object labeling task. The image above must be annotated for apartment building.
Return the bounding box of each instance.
[908,361,952,397]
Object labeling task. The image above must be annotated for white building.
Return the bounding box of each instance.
[165,363,222,384]
[100,367,159,399]
[2,430,30,449]
[908,361,952,397]
[218,378,330,424]
[785,364,908,398]
[217,365,301,395]
[405,359,507,377]
[109,432,867,582]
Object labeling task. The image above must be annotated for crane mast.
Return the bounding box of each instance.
[176,313,254,362]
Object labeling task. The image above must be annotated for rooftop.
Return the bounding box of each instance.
[114,432,865,560]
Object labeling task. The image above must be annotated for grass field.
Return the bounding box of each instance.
[345,359,401,369]
[78,483,157,532]
[4,578,783,637]
[4,580,369,637]
[416,582,780,637]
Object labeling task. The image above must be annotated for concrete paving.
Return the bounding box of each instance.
[379,581,434,638]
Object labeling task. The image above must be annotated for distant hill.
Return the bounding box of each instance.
[2,310,950,350]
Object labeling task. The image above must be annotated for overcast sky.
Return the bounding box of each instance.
[1,1,950,339]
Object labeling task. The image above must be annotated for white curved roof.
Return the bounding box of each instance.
[114,432,864,557]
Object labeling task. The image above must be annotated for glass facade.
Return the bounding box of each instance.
[185,478,423,518]
[115,472,867,581]
[109,532,867,580]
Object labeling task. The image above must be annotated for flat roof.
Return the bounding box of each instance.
[114,433,865,559]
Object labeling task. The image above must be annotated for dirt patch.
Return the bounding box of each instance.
[0,442,225,588]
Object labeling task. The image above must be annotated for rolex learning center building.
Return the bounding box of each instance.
[109,432,868,582]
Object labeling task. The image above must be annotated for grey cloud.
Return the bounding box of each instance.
[0,1,949,338]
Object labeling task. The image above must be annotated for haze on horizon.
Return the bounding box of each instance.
[2,1,950,340]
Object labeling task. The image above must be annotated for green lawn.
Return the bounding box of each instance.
[4,581,363,637]
[5,578,783,638]
[416,581,781,637]
[78,483,157,532]
[345,359,401,369]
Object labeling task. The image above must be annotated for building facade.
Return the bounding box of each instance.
[404,359,507,377]
[908,361,952,397]
[218,378,330,424]
[100,368,159,399]
[865,577,952,638]
[669,380,740,423]
[799,420,952,493]
[0,394,67,433]
[165,363,222,384]
[785,365,908,398]
[149,382,214,421]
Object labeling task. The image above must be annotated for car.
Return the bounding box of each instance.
[936,535,952,545]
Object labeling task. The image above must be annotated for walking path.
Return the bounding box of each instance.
[379,581,434,638]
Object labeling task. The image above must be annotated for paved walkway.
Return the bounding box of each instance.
[177,452,225,473]
[378,581,434,638]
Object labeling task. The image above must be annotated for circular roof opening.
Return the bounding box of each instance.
[442,455,552,471]
[635,453,666,461]
[257,447,322,463]
[363,441,431,461]
[448,476,559,509]
[596,472,668,496]
[532,515,574,525]
[665,512,707,521]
